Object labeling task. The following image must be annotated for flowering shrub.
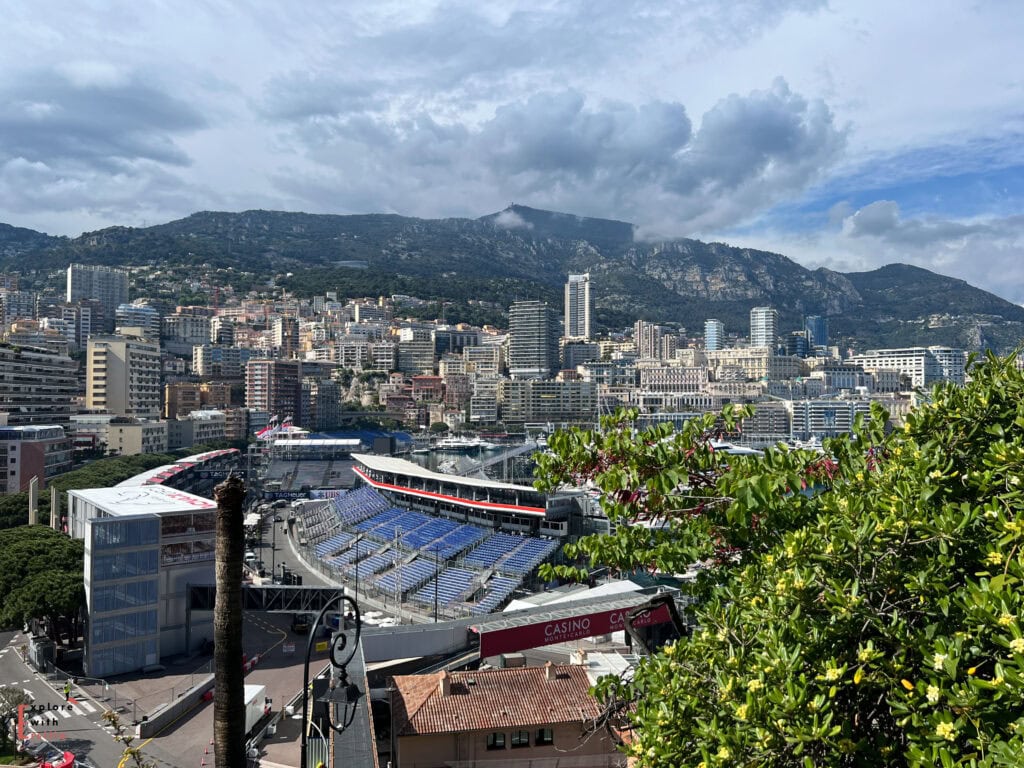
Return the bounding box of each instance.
[536,351,1024,766]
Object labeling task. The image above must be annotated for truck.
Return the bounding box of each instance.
[244,684,271,737]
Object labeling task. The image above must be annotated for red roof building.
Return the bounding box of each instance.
[390,664,621,767]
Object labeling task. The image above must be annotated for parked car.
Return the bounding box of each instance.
[291,613,312,634]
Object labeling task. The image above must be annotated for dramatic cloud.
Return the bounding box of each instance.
[746,202,1024,305]
[0,0,1022,300]
[268,78,842,237]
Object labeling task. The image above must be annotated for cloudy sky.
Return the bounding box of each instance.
[4,1,1024,302]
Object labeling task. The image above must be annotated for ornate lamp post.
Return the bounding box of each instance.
[300,593,362,768]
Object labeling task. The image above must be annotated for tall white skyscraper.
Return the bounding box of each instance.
[564,273,591,340]
[704,319,725,351]
[750,306,779,348]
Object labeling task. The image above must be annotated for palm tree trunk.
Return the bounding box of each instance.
[214,475,246,767]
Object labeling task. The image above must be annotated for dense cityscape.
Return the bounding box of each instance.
[3,2,1024,767]
[0,258,997,768]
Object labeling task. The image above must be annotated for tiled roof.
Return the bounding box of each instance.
[392,666,603,736]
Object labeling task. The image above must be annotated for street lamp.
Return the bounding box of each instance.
[353,537,360,598]
[300,593,361,768]
[271,519,277,576]
[433,546,440,623]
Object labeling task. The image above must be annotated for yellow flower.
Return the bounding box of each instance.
[928,470,943,480]
[967,666,977,675]
[935,721,956,742]
[926,685,940,703]
[998,613,1014,627]
[735,704,748,720]
[857,647,873,663]
[747,679,764,692]
[824,667,842,682]
[716,746,731,760]
[901,679,914,691]
[1010,637,1024,654]
[992,676,1004,686]
[985,551,1003,566]
[933,653,947,671]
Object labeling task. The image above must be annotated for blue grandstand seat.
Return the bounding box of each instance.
[411,567,476,607]
[471,575,521,614]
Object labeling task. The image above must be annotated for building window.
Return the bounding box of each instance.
[486,733,506,750]
[511,730,530,748]
[536,728,554,746]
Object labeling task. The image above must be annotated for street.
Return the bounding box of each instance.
[0,629,135,767]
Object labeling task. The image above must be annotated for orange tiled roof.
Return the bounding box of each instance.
[392,665,603,736]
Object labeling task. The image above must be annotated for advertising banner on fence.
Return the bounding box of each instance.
[475,601,672,657]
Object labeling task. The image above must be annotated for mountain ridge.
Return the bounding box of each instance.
[2,206,1022,353]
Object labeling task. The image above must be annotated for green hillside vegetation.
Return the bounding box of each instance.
[4,206,1023,351]
[537,352,1024,766]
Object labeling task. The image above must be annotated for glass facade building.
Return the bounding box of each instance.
[69,485,217,678]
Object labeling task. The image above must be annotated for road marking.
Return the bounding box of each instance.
[58,709,71,719]
[78,699,98,713]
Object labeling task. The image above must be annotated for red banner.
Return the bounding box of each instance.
[477,602,672,657]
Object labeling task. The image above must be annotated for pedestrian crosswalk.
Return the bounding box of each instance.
[26,697,99,724]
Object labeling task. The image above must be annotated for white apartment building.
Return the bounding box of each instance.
[848,347,967,389]
[638,365,709,393]
[705,348,806,382]
[750,306,779,348]
[464,344,504,377]
[0,342,78,426]
[789,400,873,441]
[498,380,597,423]
[86,334,162,419]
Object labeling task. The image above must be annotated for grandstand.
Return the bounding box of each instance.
[116,448,241,497]
[294,484,565,617]
[258,437,362,499]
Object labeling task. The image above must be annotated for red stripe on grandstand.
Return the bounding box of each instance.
[352,466,546,516]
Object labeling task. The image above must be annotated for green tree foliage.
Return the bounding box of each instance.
[535,352,1024,766]
[0,685,32,752]
[0,526,84,631]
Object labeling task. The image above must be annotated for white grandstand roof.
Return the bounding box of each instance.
[504,579,643,613]
[272,438,361,447]
[116,465,177,486]
[352,453,537,493]
[69,485,216,516]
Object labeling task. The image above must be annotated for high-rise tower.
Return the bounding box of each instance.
[508,300,560,380]
[750,306,779,349]
[564,273,591,340]
[704,319,725,351]
[804,315,828,348]
[67,264,129,333]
